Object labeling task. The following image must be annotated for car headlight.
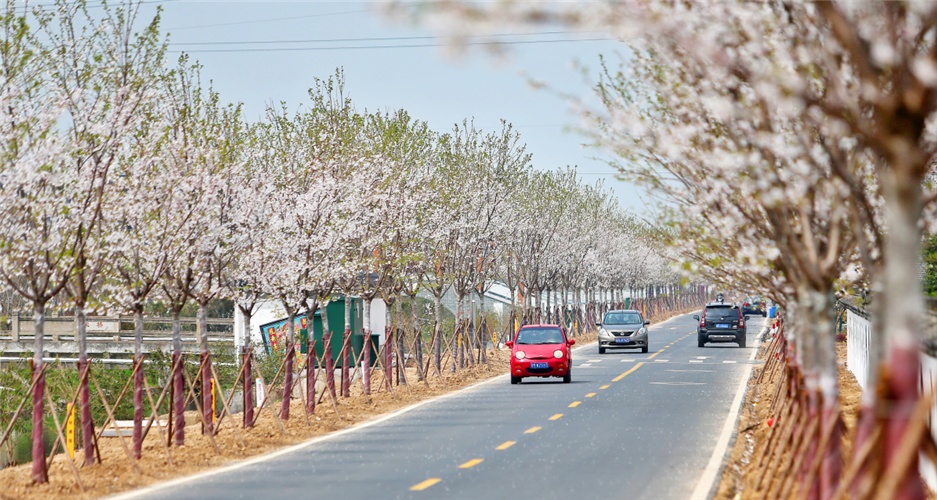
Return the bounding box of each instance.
[515,351,526,360]
[554,349,564,358]
[638,327,647,335]
[598,328,608,336]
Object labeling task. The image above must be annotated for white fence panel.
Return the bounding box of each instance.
[846,309,871,391]
[921,353,937,490]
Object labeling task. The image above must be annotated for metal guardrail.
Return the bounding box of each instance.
[0,314,234,342]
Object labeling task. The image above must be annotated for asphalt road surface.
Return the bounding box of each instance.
[122,313,765,500]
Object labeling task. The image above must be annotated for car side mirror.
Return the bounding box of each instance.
[693,315,700,320]
[595,321,601,327]
[644,320,650,325]
[567,339,576,346]
[505,341,514,348]
[744,315,750,321]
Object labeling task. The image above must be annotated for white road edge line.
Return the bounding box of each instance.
[689,325,767,500]
[107,370,510,500]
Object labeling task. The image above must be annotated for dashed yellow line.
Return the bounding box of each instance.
[496,441,516,450]
[647,350,662,360]
[525,426,542,434]
[569,401,581,408]
[410,478,441,491]
[600,384,610,390]
[459,458,484,469]
[612,362,644,381]
[549,413,563,421]
[585,392,597,398]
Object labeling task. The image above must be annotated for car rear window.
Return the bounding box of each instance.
[706,308,739,320]
[516,328,565,344]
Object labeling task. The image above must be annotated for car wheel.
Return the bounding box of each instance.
[511,376,521,385]
[698,335,706,348]
[641,344,648,354]
[738,334,747,348]
[598,345,606,354]
[563,370,571,383]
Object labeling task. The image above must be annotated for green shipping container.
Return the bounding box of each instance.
[309,296,378,368]
[258,296,378,367]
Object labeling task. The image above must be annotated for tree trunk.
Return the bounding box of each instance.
[31,302,47,483]
[132,308,144,459]
[281,306,296,420]
[342,297,351,398]
[363,298,372,396]
[171,308,184,447]
[321,299,336,400]
[457,294,465,369]
[385,304,394,390]
[240,306,254,428]
[878,175,925,497]
[395,298,407,385]
[198,302,213,433]
[305,301,318,415]
[74,304,96,465]
[412,293,424,381]
[433,293,442,376]
[478,289,487,364]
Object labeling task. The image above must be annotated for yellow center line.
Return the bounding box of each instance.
[647,350,662,359]
[496,441,516,450]
[410,478,442,491]
[585,392,597,398]
[459,458,484,469]
[569,401,581,408]
[599,384,610,390]
[525,426,542,434]
[549,413,563,421]
[612,362,645,381]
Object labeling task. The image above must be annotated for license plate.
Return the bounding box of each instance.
[530,362,549,369]
[716,323,730,329]
[615,337,631,344]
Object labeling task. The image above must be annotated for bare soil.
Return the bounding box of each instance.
[0,356,516,500]
[715,337,865,499]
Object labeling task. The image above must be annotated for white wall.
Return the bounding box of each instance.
[370,298,386,345]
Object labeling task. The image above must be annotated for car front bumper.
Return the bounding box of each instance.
[598,332,647,348]
[511,358,570,378]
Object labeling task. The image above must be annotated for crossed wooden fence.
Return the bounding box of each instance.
[0,292,708,488]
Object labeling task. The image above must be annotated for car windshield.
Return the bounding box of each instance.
[604,312,642,324]
[515,328,565,345]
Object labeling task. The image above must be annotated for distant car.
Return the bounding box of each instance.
[506,324,575,384]
[741,299,766,317]
[596,309,650,354]
[695,302,749,348]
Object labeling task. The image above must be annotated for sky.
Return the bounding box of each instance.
[133,0,648,212]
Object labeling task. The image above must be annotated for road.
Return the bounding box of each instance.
[123,313,765,500]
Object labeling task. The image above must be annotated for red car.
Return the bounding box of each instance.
[506,324,575,384]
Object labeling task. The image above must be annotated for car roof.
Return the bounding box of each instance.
[605,309,641,314]
[519,324,563,329]
[705,302,738,308]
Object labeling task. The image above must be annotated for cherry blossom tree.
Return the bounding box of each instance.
[41,0,167,463]
[0,2,71,482]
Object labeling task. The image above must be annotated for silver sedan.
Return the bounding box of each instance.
[596,309,650,354]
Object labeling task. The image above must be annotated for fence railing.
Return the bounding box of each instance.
[843,302,937,490]
[0,315,234,342]
[846,309,871,391]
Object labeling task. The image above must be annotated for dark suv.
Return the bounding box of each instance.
[695,303,749,347]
